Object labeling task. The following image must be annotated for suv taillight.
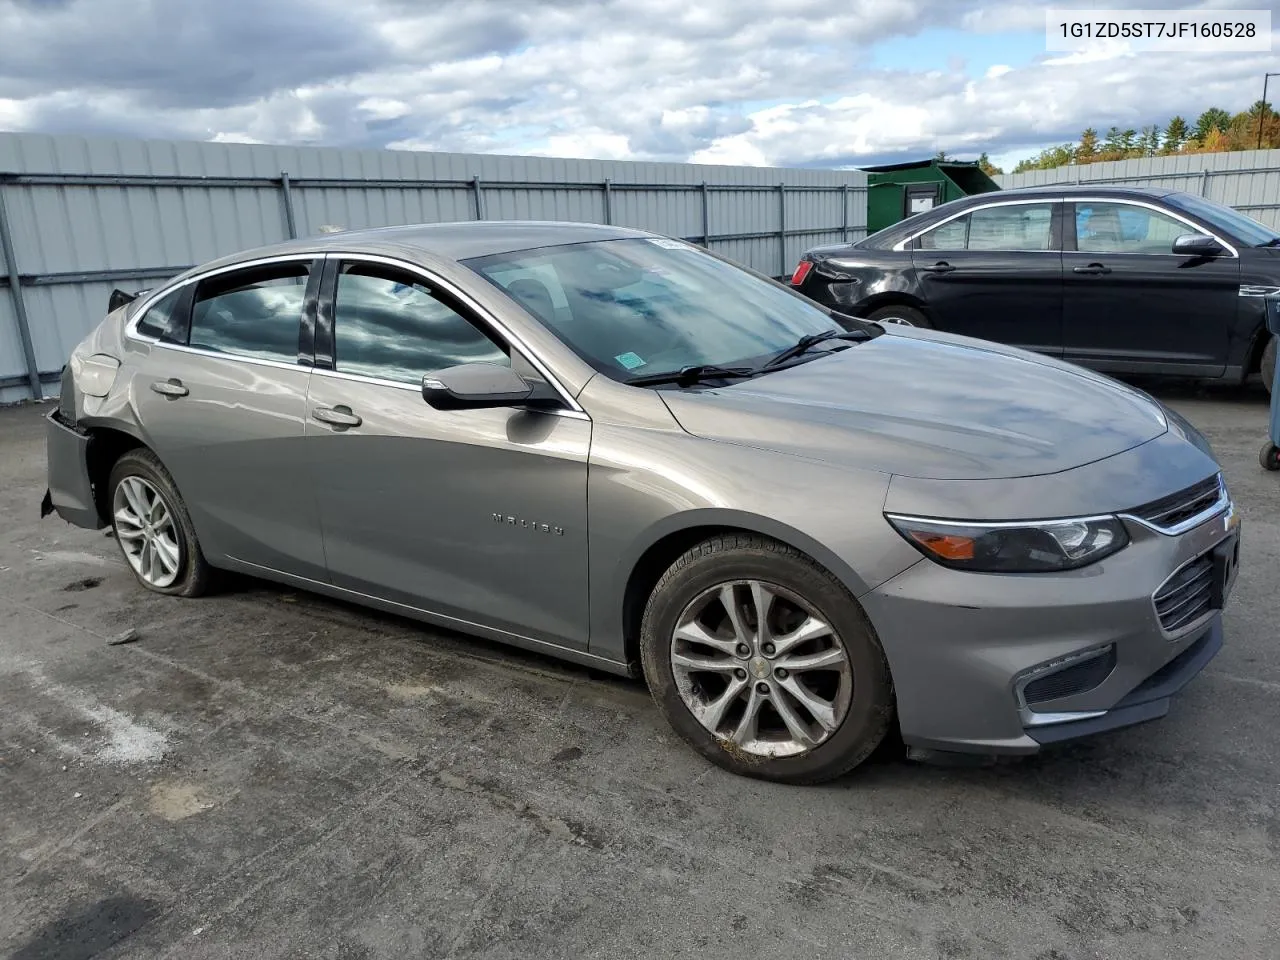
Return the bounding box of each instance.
[790,260,813,286]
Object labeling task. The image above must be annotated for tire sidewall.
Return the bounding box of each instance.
[107,452,201,596]
[866,304,931,329]
[641,543,894,783]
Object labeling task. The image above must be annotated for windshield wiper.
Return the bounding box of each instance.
[1257,237,1280,247]
[762,329,868,369]
[626,364,758,387]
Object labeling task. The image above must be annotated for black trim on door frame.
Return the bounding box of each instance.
[314,256,339,370]
[298,257,325,367]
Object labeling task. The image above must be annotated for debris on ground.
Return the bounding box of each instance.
[106,628,140,646]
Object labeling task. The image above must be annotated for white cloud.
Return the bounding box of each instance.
[0,0,1274,171]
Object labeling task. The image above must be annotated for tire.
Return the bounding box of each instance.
[107,448,214,597]
[639,534,895,784]
[864,304,931,328]
[1261,442,1280,472]
[1262,335,1276,396]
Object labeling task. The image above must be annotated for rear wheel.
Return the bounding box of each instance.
[108,449,213,597]
[640,534,894,784]
[1261,443,1280,472]
[1262,335,1276,395]
[864,304,931,328]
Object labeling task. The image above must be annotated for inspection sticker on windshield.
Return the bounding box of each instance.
[614,351,647,370]
[647,238,689,250]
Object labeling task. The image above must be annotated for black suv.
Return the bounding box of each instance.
[791,185,1280,390]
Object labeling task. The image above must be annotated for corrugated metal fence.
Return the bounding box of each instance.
[996,148,1280,226]
[0,133,867,402]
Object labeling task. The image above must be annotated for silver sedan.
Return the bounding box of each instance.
[44,221,1240,782]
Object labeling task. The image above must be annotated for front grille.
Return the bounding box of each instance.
[1154,552,1215,633]
[1129,475,1222,531]
[1023,646,1117,705]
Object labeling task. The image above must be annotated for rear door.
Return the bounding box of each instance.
[130,256,326,579]
[1061,199,1240,374]
[909,200,1063,355]
[305,256,592,650]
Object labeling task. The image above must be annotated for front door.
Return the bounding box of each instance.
[305,257,592,650]
[1061,200,1241,374]
[130,257,326,579]
[909,200,1063,355]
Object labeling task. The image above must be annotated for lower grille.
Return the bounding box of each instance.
[1154,553,1215,633]
[1023,647,1117,705]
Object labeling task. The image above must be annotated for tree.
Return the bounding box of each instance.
[1249,100,1274,118]
[934,149,950,161]
[1195,107,1231,141]
[1076,128,1099,163]
[1118,128,1138,153]
[977,152,1003,176]
[1162,116,1189,153]
[1140,125,1162,156]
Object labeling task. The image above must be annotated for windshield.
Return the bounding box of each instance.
[465,238,840,381]
[1166,192,1280,247]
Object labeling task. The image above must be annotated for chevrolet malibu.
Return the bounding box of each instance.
[43,221,1240,783]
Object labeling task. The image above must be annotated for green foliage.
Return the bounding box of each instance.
[1004,101,1280,173]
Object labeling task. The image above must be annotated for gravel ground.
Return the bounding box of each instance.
[1,385,1278,960]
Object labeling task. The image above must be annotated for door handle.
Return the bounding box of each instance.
[312,405,362,429]
[149,378,188,398]
[919,262,955,274]
[1072,263,1112,275]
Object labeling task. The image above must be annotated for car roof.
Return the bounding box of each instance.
[984,184,1177,200]
[187,220,655,278]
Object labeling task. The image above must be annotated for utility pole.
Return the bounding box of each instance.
[1258,73,1280,150]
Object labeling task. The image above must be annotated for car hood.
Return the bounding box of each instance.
[660,327,1168,481]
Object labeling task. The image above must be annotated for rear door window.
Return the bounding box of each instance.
[188,261,311,363]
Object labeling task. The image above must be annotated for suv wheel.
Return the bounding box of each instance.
[108,448,213,597]
[640,534,894,783]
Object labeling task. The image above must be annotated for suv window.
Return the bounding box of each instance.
[917,204,1054,251]
[136,286,190,343]
[189,262,310,362]
[333,262,508,384]
[1075,202,1187,254]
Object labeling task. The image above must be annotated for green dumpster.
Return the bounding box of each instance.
[862,159,1001,233]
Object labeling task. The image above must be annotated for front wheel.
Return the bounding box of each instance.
[108,448,214,597]
[640,534,895,784]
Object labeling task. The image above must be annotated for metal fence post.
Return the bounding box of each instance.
[279,171,298,239]
[1199,168,1210,196]
[841,183,849,242]
[701,182,710,246]
[778,183,787,278]
[602,178,612,225]
[472,176,486,219]
[0,180,41,400]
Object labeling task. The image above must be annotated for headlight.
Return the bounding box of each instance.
[68,353,120,398]
[885,514,1129,573]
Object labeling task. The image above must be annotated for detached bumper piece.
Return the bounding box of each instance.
[44,410,103,529]
[1028,619,1222,746]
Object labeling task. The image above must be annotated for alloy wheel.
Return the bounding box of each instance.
[112,475,182,588]
[669,579,853,758]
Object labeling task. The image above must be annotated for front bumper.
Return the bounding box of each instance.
[861,504,1239,755]
[44,410,103,529]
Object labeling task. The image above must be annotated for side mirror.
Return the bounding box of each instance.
[422,362,534,410]
[1172,233,1225,258]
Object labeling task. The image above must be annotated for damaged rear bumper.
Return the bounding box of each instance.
[44,410,103,529]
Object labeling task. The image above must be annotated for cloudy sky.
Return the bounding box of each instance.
[0,0,1276,171]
